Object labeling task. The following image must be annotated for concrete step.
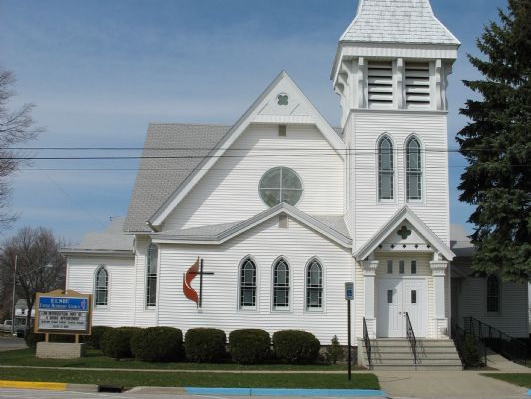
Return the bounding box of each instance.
[371,364,463,371]
[366,353,460,360]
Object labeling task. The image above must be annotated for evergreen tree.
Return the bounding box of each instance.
[457,0,531,282]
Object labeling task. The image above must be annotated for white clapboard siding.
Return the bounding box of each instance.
[157,217,353,344]
[66,256,136,327]
[163,124,344,231]
[347,111,449,250]
[456,277,528,338]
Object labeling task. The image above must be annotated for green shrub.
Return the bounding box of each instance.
[272,330,320,364]
[326,335,344,364]
[229,329,271,364]
[131,327,183,362]
[185,328,226,362]
[101,327,142,359]
[462,334,482,368]
[24,329,45,350]
[83,326,114,349]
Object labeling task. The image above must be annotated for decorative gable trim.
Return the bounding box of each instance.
[152,203,352,248]
[355,205,455,261]
[148,71,345,230]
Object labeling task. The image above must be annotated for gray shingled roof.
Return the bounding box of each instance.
[123,123,230,232]
[66,217,134,251]
[341,0,460,45]
[124,123,344,233]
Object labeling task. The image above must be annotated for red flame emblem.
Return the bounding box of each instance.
[183,257,199,304]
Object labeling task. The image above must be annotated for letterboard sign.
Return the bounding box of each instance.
[35,289,92,335]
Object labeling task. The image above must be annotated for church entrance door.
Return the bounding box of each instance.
[376,278,427,338]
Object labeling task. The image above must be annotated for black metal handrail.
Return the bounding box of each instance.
[405,312,418,364]
[464,316,527,365]
[363,317,373,369]
[451,321,487,367]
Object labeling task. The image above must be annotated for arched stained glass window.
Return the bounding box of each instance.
[95,266,108,307]
[306,259,323,310]
[406,137,422,200]
[146,243,158,307]
[487,275,500,312]
[240,258,257,309]
[378,136,394,200]
[273,258,290,310]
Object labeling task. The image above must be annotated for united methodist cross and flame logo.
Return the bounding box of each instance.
[183,257,200,304]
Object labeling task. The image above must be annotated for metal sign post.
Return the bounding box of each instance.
[345,282,354,381]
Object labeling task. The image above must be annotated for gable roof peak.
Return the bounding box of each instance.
[341,0,460,45]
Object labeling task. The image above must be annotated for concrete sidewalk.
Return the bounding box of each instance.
[374,370,527,399]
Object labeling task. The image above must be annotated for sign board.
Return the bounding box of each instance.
[35,289,92,335]
[345,282,354,301]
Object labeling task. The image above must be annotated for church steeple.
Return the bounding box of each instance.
[332,0,460,127]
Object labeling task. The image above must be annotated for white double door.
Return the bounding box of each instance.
[377,278,427,338]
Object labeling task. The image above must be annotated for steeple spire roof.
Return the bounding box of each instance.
[341,0,459,45]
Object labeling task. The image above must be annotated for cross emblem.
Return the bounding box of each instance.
[397,225,412,240]
[183,257,214,308]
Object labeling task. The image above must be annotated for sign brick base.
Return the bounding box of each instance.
[36,342,86,359]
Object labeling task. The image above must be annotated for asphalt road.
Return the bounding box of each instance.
[0,335,26,352]
[0,391,392,399]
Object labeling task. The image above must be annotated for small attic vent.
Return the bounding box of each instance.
[405,62,431,107]
[279,214,289,229]
[368,61,393,107]
[278,125,287,137]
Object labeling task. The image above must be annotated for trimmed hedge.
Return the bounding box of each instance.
[83,326,114,349]
[185,328,226,363]
[101,327,142,359]
[272,330,320,364]
[229,329,271,364]
[131,327,183,362]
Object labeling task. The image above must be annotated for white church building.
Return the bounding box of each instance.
[64,0,529,366]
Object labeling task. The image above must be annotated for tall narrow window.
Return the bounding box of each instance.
[95,266,108,307]
[146,244,158,307]
[378,136,394,200]
[240,258,257,309]
[487,275,500,312]
[306,259,323,310]
[273,258,290,310]
[406,137,422,200]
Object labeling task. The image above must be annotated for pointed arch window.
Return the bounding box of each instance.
[306,259,323,310]
[378,135,394,200]
[406,137,422,200]
[273,258,290,310]
[487,275,500,312]
[146,243,158,307]
[95,266,108,307]
[240,258,257,309]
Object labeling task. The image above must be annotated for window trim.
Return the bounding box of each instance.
[486,275,501,313]
[272,256,291,312]
[376,134,396,203]
[258,167,304,208]
[238,256,258,311]
[146,243,158,309]
[305,257,324,312]
[94,265,109,308]
[405,135,424,202]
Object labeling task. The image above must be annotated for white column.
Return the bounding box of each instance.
[362,260,379,337]
[430,259,448,338]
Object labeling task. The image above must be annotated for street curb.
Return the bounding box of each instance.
[66,383,99,392]
[0,380,67,391]
[185,387,387,397]
[128,386,187,394]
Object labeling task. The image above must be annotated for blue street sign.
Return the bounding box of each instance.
[39,297,89,312]
[345,282,354,300]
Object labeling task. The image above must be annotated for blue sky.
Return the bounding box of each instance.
[0,0,507,243]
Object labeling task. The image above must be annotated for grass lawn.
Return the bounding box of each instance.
[481,373,531,388]
[0,367,379,389]
[0,349,348,371]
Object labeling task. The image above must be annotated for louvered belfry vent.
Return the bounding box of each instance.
[368,61,393,107]
[405,62,431,107]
